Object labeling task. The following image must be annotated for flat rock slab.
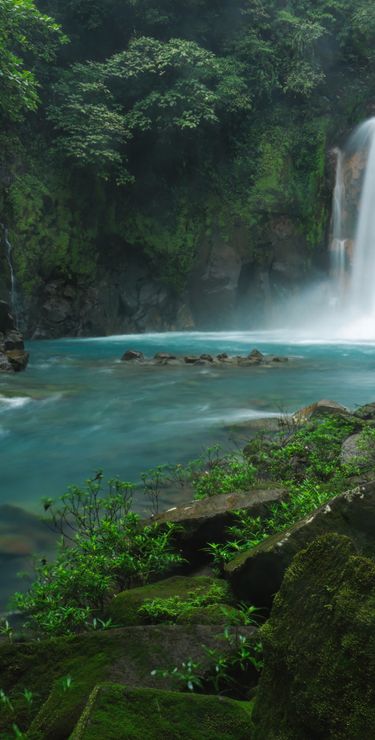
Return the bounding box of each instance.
[155,488,287,562]
[2,624,255,739]
[70,683,254,740]
[225,480,375,607]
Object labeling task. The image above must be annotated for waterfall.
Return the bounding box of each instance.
[2,224,18,322]
[330,149,347,305]
[347,118,375,317]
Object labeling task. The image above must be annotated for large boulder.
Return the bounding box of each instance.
[225,480,375,606]
[154,488,287,563]
[69,683,254,740]
[1,624,256,739]
[252,534,375,739]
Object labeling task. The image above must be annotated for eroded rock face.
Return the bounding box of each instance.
[225,480,375,606]
[0,301,28,372]
[252,534,375,740]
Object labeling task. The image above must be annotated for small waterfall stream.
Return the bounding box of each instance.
[2,224,19,322]
[330,149,347,305]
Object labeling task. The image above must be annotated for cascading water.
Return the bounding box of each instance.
[347,118,375,317]
[326,117,375,339]
[330,148,347,306]
[1,224,19,322]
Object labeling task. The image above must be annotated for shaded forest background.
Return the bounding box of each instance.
[1,0,375,335]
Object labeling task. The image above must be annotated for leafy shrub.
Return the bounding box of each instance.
[13,475,184,635]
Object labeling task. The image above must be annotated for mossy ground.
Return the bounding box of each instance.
[70,683,254,740]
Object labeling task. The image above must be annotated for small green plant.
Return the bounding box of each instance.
[13,475,184,636]
[0,619,14,642]
[151,626,263,698]
[61,675,73,692]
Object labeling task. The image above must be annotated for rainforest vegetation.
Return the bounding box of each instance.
[2,0,375,311]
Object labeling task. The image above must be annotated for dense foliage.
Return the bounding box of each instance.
[2,0,375,302]
[13,476,183,635]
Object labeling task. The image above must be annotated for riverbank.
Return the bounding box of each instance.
[2,396,375,737]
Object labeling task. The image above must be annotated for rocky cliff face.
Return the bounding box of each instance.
[12,217,313,339]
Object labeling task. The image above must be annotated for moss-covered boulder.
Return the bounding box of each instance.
[252,534,375,739]
[108,576,232,626]
[225,480,375,606]
[1,624,256,738]
[70,683,254,739]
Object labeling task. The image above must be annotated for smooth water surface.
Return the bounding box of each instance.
[2,331,375,513]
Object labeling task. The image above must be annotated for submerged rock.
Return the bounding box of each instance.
[154,488,287,564]
[225,480,375,606]
[252,534,375,739]
[121,350,144,362]
[70,684,254,740]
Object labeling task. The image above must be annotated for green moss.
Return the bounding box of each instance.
[0,632,117,738]
[252,534,375,739]
[70,683,254,739]
[108,576,231,626]
[8,165,99,296]
[175,603,239,625]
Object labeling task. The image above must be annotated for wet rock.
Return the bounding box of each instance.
[225,480,375,607]
[154,352,177,361]
[252,534,375,740]
[270,355,288,363]
[247,349,264,363]
[4,330,24,351]
[0,352,14,373]
[184,356,200,364]
[217,353,228,360]
[121,350,144,362]
[200,354,214,362]
[154,488,287,564]
[293,398,350,423]
[0,302,28,372]
[6,349,29,372]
